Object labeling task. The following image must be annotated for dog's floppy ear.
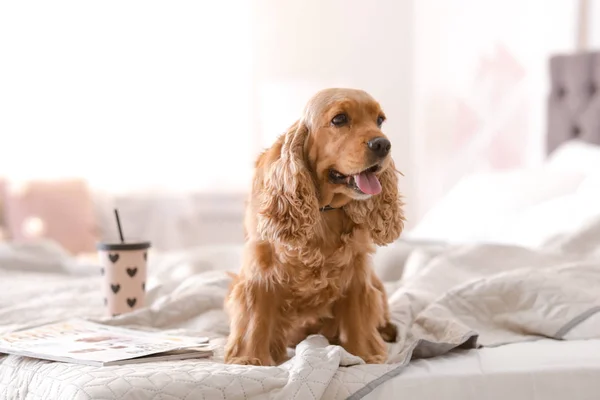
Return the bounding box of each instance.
[344,160,405,245]
[256,120,319,247]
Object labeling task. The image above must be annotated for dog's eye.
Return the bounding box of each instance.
[331,113,348,127]
[377,116,385,127]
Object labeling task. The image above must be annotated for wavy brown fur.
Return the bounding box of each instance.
[224,88,405,366]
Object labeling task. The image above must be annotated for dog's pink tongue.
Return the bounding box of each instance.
[354,171,382,195]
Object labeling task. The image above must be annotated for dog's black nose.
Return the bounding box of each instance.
[367,137,391,158]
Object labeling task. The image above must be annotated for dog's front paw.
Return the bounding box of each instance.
[362,353,387,364]
[225,355,274,366]
[348,333,388,365]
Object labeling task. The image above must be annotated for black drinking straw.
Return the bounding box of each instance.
[114,209,125,243]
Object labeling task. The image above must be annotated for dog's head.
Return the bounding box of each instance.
[303,88,393,205]
[256,88,404,247]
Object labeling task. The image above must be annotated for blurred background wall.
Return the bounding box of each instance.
[0,0,595,252]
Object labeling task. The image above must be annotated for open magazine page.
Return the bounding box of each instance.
[0,319,211,365]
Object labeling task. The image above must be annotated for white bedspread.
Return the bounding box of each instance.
[1,217,600,400]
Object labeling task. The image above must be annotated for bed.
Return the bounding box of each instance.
[1,52,600,400]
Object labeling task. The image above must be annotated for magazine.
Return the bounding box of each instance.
[0,319,214,366]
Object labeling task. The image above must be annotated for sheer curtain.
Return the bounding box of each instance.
[0,1,254,193]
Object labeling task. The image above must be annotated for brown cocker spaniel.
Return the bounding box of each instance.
[224,88,404,366]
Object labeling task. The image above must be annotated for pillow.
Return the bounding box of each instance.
[408,167,586,244]
[491,174,600,248]
[3,179,99,254]
[547,139,600,177]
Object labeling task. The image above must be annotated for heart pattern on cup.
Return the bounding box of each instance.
[102,249,147,316]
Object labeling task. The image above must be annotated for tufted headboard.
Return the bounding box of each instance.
[547,51,600,153]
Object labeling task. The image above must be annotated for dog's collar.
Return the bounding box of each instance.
[319,205,337,212]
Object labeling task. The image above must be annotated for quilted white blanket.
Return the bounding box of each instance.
[1,217,600,400]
